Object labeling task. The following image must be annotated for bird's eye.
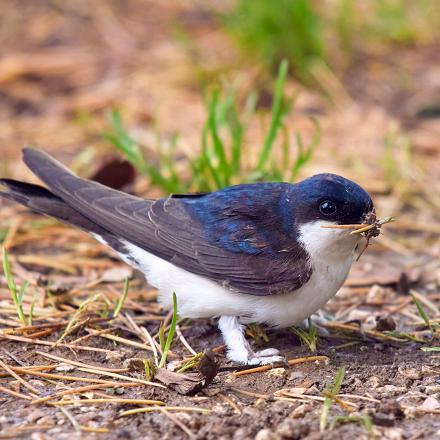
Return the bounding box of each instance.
[319,200,337,216]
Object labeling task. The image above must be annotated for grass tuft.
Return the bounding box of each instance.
[57,293,101,344]
[177,353,204,373]
[105,61,319,193]
[2,246,27,324]
[290,317,318,352]
[410,291,439,337]
[320,366,345,432]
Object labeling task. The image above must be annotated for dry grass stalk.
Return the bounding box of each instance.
[50,398,165,406]
[77,367,166,388]
[158,407,196,439]
[31,381,140,405]
[323,321,425,342]
[0,358,40,395]
[88,329,154,352]
[12,367,125,384]
[176,324,197,356]
[122,313,160,366]
[36,351,129,372]
[218,393,242,414]
[120,406,212,416]
[0,333,113,352]
[0,364,58,377]
[227,387,269,400]
[232,355,328,377]
[0,385,32,400]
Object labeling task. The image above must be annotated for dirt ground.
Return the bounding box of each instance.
[0,2,440,439]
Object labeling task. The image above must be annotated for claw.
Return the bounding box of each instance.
[247,354,285,365]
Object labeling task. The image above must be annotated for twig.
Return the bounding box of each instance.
[36,351,129,372]
[218,393,241,414]
[59,407,81,433]
[12,367,124,384]
[0,385,32,400]
[86,329,154,352]
[176,324,197,356]
[120,406,211,416]
[32,382,140,405]
[50,398,165,406]
[159,407,195,439]
[77,367,165,388]
[227,387,269,400]
[232,355,328,377]
[0,358,40,395]
[123,313,159,366]
[0,333,113,352]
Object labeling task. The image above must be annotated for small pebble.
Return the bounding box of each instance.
[267,368,285,377]
[255,428,281,440]
[398,366,421,380]
[288,371,305,381]
[377,385,406,395]
[420,396,440,411]
[383,427,404,440]
[289,404,309,419]
[242,407,260,418]
[367,376,380,389]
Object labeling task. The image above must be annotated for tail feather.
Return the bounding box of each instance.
[0,178,110,236]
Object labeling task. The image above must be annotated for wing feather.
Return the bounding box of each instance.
[23,148,312,295]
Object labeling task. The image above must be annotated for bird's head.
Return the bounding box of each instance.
[293,173,374,226]
[290,173,375,259]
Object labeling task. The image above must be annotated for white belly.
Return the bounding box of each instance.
[118,220,359,328]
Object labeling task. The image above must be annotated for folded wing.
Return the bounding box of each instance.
[21,148,312,295]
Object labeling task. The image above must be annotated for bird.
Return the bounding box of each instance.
[0,148,375,365]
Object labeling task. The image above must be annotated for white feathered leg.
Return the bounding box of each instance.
[218,316,284,365]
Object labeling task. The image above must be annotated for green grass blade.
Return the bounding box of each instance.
[113,277,129,318]
[2,246,26,324]
[290,117,320,181]
[257,59,289,172]
[320,366,345,432]
[17,280,29,303]
[332,366,345,394]
[290,317,317,352]
[200,122,223,189]
[159,326,165,352]
[159,292,178,368]
[410,291,434,335]
[207,89,229,186]
[177,352,203,373]
[225,95,244,176]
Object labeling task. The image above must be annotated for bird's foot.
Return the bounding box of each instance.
[247,348,285,365]
[227,347,284,365]
[301,312,330,337]
[219,316,285,365]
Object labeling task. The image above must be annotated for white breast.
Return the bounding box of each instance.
[115,221,360,328]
